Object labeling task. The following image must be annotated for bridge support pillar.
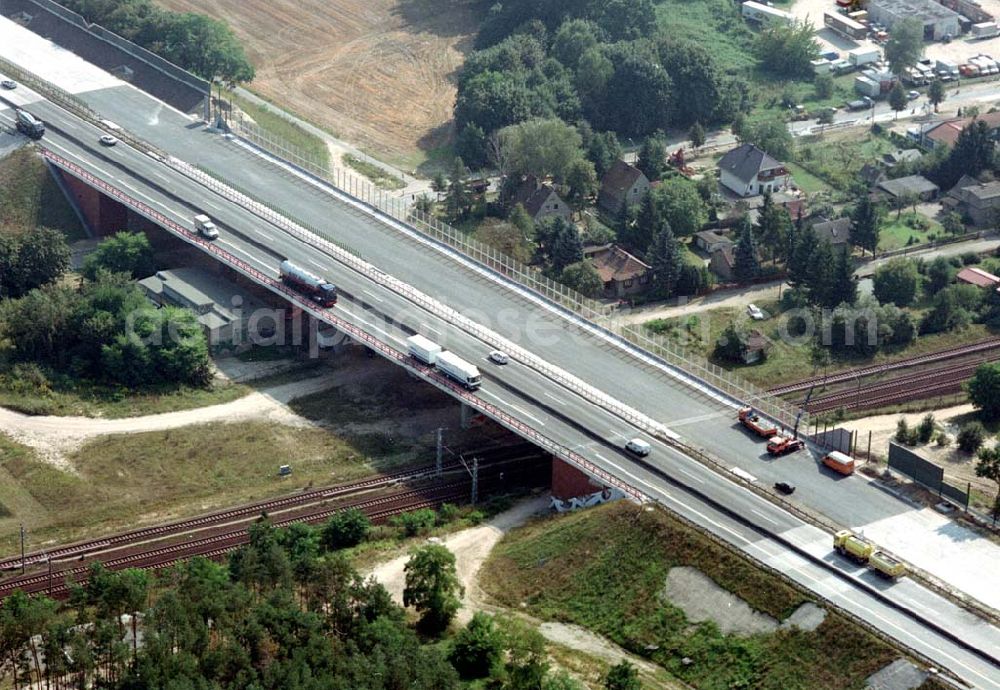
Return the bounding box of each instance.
[460,403,474,429]
[51,167,127,237]
[551,457,605,501]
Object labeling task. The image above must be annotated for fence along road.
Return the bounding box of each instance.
[8,94,1000,687]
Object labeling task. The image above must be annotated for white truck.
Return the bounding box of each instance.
[973,21,1000,39]
[936,58,960,80]
[847,46,880,67]
[406,334,442,365]
[193,214,219,240]
[435,351,482,390]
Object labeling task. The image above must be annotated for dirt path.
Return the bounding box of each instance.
[0,371,340,468]
[617,281,784,325]
[366,497,664,681]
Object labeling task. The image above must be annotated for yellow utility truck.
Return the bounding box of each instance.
[833,530,907,579]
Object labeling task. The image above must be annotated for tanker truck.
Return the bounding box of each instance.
[279,260,337,307]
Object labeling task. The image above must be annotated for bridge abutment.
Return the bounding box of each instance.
[53,167,128,237]
[551,457,606,500]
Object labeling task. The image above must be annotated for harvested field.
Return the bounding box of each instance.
[157,0,481,166]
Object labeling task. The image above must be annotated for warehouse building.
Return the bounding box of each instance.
[867,0,962,41]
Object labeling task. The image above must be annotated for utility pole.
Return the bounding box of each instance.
[436,427,444,477]
[47,555,52,596]
[471,458,479,506]
[20,523,25,574]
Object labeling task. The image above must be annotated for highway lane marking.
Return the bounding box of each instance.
[257,232,276,243]
[306,258,327,270]
[480,390,545,427]
[363,289,384,303]
[220,242,257,263]
[751,509,777,525]
[544,392,566,406]
[676,466,704,484]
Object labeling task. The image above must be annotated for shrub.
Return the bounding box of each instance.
[437,503,460,525]
[449,612,504,678]
[957,421,987,453]
[321,508,370,550]
[962,252,982,265]
[392,508,437,537]
[936,432,950,447]
[895,418,911,444]
[917,414,936,444]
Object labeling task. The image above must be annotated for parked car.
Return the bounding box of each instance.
[907,90,920,100]
[488,350,509,365]
[747,304,765,320]
[774,481,796,495]
[0,79,16,90]
[99,134,118,146]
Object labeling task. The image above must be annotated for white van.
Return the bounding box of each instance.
[193,213,219,240]
[625,438,651,457]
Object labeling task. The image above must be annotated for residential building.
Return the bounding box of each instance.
[867,0,961,41]
[876,175,940,202]
[949,178,1000,226]
[718,144,792,197]
[598,161,650,215]
[694,229,733,254]
[881,148,922,168]
[584,244,651,299]
[709,244,735,281]
[915,111,1000,150]
[859,163,886,187]
[957,266,1000,288]
[509,176,571,223]
[810,217,853,246]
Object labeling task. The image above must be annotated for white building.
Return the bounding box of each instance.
[718,144,792,197]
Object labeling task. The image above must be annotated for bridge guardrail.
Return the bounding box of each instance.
[38,148,647,506]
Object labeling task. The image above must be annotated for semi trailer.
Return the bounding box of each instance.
[435,350,482,390]
[279,259,337,307]
[406,334,442,365]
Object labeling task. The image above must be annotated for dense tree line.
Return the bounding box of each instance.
[59,0,254,83]
[454,4,748,166]
[0,232,210,388]
[0,227,70,298]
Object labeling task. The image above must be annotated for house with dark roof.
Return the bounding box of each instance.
[881,148,922,168]
[718,143,791,197]
[810,217,852,246]
[859,163,886,187]
[583,244,651,298]
[509,177,571,223]
[949,178,1000,226]
[709,244,736,281]
[916,111,1000,150]
[598,161,650,215]
[876,175,940,202]
[694,229,734,254]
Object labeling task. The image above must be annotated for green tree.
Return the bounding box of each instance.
[925,256,954,294]
[82,231,156,281]
[552,18,600,69]
[432,171,448,197]
[817,108,835,125]
[806,238,834,306]
[403,544,464,633]
[969,362,1000,421]
[496,617,550,690]
[499,118,586,182]
[602,54,672,137]
[566,158,599,201]
[604,661,642,690]
[936,120,996,188]
[658,40,728,128]
[917,413,936,444]
[541,217,583,272]
[921,284,976,333]
[446,157,470,221]
[586,130,622,178]
[414,193,435,216]
[755,191,790,262]
[873,258,919,306]
[656,177,707,236]
[787,224,815,291]
[884,18,924,77]
[715,321,748,363]
[321,508,371,550]
[888,81,908,120]
[456,123,489,170]
[560,260,603,297]
[942,211,965,236]
[733,216,759,284]
[827,247,857,307]
[742,119,794,160]
[0,228,70,298]
[509,203,536,241]
[449,612,504,678]
[814,72,834,100]
[957,421,987,453]
[648,223,682,299]
[753,21,819,79]
[455,70,533,135]
[636,133,667,181]
[975,445,1000,522]
[688,121,706,149]
[850,195,881,256]
[928,79,946,113]
[543,670,586,690]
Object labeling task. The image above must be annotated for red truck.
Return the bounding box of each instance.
[738,408,777,438]
[766,435,805,456]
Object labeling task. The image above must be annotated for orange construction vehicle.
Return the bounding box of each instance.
[766,435,806,456]
[738,408,778,438]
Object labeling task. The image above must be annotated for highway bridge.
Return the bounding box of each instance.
[1,37,1000,687]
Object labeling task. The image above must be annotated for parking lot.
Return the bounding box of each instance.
[789,0,1000,74]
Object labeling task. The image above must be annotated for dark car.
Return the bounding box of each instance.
[774,481,796,495]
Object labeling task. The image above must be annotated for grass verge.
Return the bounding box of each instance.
[0,421,381,554]
[0,147,86,240]
[343,154,406,191]
[231,92,331,169]
[879,213,944,252]
[0,371,248,418]
[482,502,900,689]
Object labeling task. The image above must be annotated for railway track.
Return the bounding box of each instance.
[768,337,1000,397]
[0,485,474,600]
[805,360,979,413]
[0,442,543,573]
